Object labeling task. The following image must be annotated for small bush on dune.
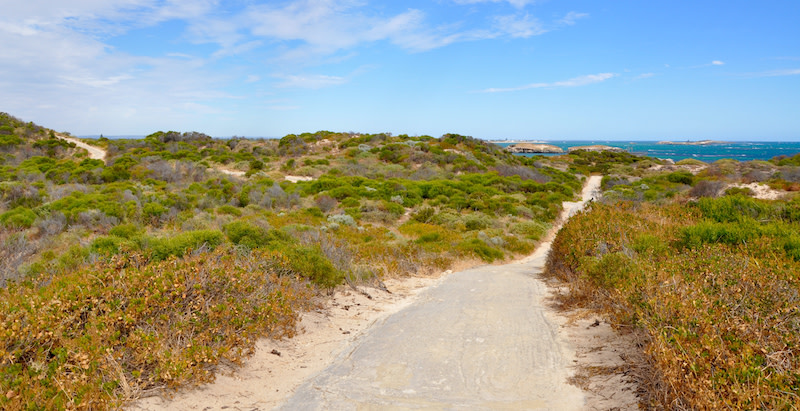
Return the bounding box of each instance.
[688,179,725,197]
[723,186,754,197]
[146,230,225,260]
[696,195,773,223]
[109,223,142,239]
[666,170,694,185]
[0,206,37,228]
[458,238,504,262]
[511,220,548,240]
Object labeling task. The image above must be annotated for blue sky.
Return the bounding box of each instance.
[2,0,799,140]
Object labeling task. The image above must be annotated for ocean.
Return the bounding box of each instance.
[494,141,800,162]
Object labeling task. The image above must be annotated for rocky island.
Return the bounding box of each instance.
[567,145,625,153]
[656,140,728,145]
[505,143,564,153]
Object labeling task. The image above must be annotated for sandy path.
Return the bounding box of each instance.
[55,134,107,162]
[132,176,630,411]
[277,176,604,410]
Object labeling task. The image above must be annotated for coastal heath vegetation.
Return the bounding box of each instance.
[0,111,591,409]
[546,157,800,409]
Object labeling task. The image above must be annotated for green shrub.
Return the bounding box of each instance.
[90,235,134,255]
[281,245,343,287]
[412,206,436,223]
[216,205,242,216]
[724,186,754,197]
[109,223,142,239]
[666,171,695,185]
[458,238,504,262]
[784,235,800,261]
[464,213,491,231]
[631,234,668,256]
[416,232,442,243]
[147,230,224,260]
[680,221,760,248]
[697,195,773,223]
[223,221,291,249]
[511,221,548,240]
[583,252,636,288]
[0,207,37,228]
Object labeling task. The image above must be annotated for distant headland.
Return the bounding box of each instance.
[656,140,728,146]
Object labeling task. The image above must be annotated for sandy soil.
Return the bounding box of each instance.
[55,134,107,162]
[726,182,787,200]
[284,175,314,183]
[216,168,246,177]
[647,163,708,174]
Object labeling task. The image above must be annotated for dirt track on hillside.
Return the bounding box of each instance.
[55,134,106,162]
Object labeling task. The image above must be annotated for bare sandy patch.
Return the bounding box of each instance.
[55,134,107,162]
[648,163,708,174]
[215,168,246,177]
[726,182,787,200]
[284,175,314,183]
[553,310,641,410]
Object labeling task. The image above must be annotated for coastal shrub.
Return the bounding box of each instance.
[783,235,800,261]
[328,213,356,227]
[545,201,800,409]
[696,195,772,223]
[458,238,504,262]
[675,158,706,166]
[90,235,132,255]
[146,230,224,260]
[463,213,492,231]
[314,195,337,212]
[511,220,548,240]
[216,204,242,216]
[280,245,343,288]
[109,224,142,239]
[723,186,754,197]
[666,171,694,185]
[412,206,436,223]
[688,179,724,197]
[0,247,311,410]
[0,206,37,228]
[680,221,759,248]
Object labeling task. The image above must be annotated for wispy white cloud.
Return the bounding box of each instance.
[273,73,348,89]
[559,11,588,26]
[453,0,537,9]
[493,13,546,38]
[689,60,725,68]
[480,73,616,93]
[635,72,656,80]
[748,68,800,77]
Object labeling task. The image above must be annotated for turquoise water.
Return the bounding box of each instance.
[495,141,800,162]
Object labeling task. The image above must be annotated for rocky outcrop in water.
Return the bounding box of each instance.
[506,143,564,153]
